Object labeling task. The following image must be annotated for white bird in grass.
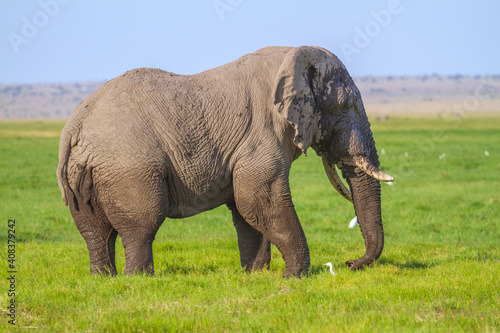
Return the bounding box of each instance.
[349,216,358,228]
[323,262,336,275]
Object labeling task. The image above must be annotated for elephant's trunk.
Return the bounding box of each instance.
[323,156,386,269]
[324,107,393,269]
[346,169,384,269]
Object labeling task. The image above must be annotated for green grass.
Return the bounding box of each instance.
[1,116,499,332]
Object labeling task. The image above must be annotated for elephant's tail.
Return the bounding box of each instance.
[57,127,96,215]
[57,129,74,206]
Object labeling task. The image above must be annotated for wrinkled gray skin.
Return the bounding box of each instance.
[57,46,394,277]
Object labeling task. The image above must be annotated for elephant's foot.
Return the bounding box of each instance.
[122,237,155,275]
[90,262,118,276]
[282,253,310,278]
[124,264,155,276]
[241,243,271,272]
[243,240,271,272]
[282,264,309,278]
[250,257,271,271]
[346,257,375,270]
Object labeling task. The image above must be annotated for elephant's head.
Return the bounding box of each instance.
[273,46,394,269]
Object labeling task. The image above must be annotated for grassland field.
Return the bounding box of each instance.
[0,115,499,332]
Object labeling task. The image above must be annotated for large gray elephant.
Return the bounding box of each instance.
[57,46,393,277]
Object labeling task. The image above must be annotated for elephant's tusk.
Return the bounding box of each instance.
[353,155,394,182]
[322,157,353,202]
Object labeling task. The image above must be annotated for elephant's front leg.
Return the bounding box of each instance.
[227,203,271,271]
[233,163,310,277]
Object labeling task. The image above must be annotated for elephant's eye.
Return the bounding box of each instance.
[332,102,350,116]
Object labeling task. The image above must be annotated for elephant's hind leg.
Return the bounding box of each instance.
[107,213,163,276]
[103,170,169,276]
[227,203,271,271]
[120,230,156,275]
[69,202,118,275]
[87,226,118,275]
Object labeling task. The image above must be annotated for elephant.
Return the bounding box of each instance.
[57,46,393,278]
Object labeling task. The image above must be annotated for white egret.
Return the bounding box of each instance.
[323,262,336,275]
[349,216,358,228]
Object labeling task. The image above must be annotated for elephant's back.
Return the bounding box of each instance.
[63,69,180,173]
[72,67,187,118]
[64,67,233,178]
[69,67,188,139]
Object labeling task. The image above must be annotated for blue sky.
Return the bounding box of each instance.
[1,0,499,84]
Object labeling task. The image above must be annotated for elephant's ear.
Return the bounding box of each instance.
[273,46,329,155]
